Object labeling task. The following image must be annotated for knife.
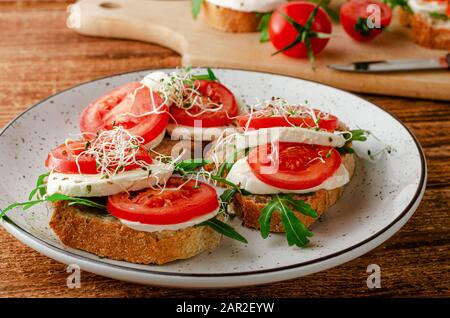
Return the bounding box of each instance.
[328,53,450,73]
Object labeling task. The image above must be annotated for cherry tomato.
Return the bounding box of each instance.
[247,142,341,190]
[340,0,392,42]
[269,1,332,58]
[107,177,219,224]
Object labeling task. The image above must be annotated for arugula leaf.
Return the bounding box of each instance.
[1,193,106,219]
[220,188,237,205]
[191,68,218,82]
[218,188,237,215]
[201,218,248,243]
[279,203,312,247]
[258,194,317,247]
[210,175,251,195]
[337,146,354,155]
[258,200,278,238]
[342,129,368,142]
[283,194,318,218]
[46,194,106,210]
[173,159,250,195]
[199,186,248,243]
[350,129,368,141]
[191,0,203,19]
[217,161,234,177]
[28,172,50,200]
[382,0,413,13]
[429,12,449,21]
[174,159,210,174]
[1,171,108,219]
[190,74,210,81]
[258,12,272,43]
[173,159,251,244]
[207,68,217,81]
[1,199,44,217]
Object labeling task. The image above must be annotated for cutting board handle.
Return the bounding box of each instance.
[69,0,190,57]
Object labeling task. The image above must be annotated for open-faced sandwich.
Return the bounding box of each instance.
[2,67,369,263]
[1,68,248,265]
[44,129,230,265]
[141,67,239,143]
[398,0,450,50]
[192,0,288,33]
[205,97,367,246]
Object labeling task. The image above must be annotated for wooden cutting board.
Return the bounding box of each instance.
[71,0,450,100]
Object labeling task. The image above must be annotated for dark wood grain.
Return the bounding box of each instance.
[0,1,449,298]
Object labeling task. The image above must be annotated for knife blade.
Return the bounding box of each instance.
[328,53,450,73]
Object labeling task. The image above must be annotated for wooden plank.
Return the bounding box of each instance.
[0,2,449,297]
[71,0,450,100]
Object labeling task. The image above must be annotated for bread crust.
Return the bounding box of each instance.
[151,136,207,160]
[201,1,262,33]
[398,7,413,27]
[50,202,222,265]
[232,153,356,232]
[411,12,450,50]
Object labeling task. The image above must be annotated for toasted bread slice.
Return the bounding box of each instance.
[151,137,180,157]
[201,1,262,33]
[50,201,222,265]
[398,7,413,27]
[151,136,208,161]
[411,12,450,50]
[232,152,356,232]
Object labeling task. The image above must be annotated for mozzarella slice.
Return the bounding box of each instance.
[408,0,447,13]
[226,157,350,195]
[206,0,287,12]
[119,208,220,232]
[46,162,173,197]
[141,71,171,92]
[167,123,237,141]
[236,126,346,150]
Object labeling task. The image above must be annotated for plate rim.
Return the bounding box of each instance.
[0,67,427,278]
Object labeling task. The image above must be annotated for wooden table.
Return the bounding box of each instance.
[0,1,449,298]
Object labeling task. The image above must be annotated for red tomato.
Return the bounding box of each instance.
[107,177,219,224]
[170,80,238,127]
[45,141,153,174]
[340,0,392,42]
[237,109,339,131]
[247,142,341,190]
[447,2,450,17]
[80,82,169,145]
[269,1,332,58]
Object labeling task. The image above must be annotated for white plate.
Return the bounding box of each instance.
[0,68,426,288]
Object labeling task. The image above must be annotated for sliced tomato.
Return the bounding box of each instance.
[169,80,238,127]
[237,109,339,131]
[247,142,341,190]
[45,140,153,174]
[107,177,219,224]
[80,82,169,145]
